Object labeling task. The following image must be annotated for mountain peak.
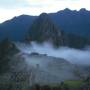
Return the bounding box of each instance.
[26,13,63,47]
[38,13,50,23]
[64,8,71,11]
[80,8,87,12]
[39,13,48,17]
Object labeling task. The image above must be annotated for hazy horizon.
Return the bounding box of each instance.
[0,8,90,23]
[0,0,90,23]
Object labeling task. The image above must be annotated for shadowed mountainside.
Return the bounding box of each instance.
[26,13,63,47]
[26,13,90,48]
[0,8,90,42]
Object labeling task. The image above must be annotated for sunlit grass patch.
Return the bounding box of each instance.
[64,80,83,87]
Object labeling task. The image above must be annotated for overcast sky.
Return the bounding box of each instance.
[0,0,90,23]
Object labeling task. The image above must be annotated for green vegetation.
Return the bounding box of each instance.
[30,78,90,90]
[0,39,90,90]
[64,80,83,87]
[0,38,19,74]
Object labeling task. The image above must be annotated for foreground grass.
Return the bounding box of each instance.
[0,78,90,90]
[64,80,83,87]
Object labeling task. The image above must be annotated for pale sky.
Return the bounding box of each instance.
[0,0,90,23]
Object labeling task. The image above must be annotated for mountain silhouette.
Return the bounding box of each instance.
[0,8,90,43]
[50,8,90,38]
[0,15,36,41]
[26,13,63,47]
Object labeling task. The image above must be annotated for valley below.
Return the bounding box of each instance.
[0,41,90,90]
[14,42,90,83]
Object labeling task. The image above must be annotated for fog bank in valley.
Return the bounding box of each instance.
[16,42,90,65]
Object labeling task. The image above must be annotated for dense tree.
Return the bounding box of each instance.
[0,38,19,73]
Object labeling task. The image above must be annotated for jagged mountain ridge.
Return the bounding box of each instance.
[26,13,63,46]
[0,8,90,42]
[0,8,90,48]
[50,8,90,38]
[26,13,90,48]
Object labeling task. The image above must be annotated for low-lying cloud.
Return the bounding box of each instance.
[16,42,90,65]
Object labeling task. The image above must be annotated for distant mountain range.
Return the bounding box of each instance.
[50,8,90,38]
[0,8,90,48]
[26,12,90,48]
[0,38,19,73]
[0,15,36,41]
[0,8,90,41]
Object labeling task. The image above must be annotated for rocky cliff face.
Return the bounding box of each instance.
[26,13,63,47]
[26,13,90,48]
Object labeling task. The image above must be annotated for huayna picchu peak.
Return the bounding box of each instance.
[26,13,90,48]
[26,13,63,47]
